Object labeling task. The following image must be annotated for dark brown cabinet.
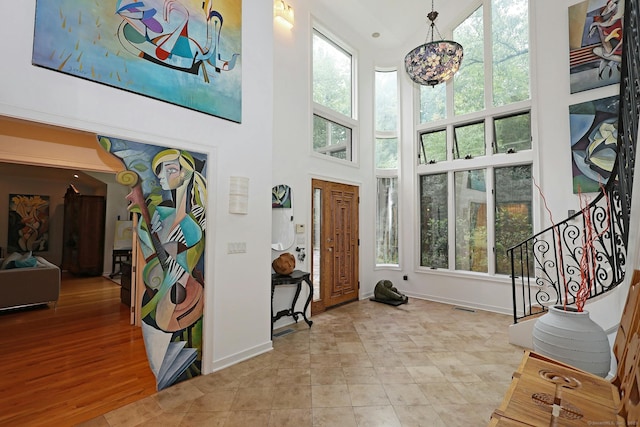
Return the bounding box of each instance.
[62,185,106,276]
[120,261,132,306]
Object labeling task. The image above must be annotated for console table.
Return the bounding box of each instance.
[271,270,313,338]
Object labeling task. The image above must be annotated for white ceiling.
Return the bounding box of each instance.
[313,0,476,49]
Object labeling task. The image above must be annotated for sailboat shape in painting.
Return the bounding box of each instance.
[115,0,239,78]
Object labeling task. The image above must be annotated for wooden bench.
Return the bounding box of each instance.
[490,270,640,425]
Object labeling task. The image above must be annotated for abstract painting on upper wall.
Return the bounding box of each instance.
[32,0,242,122]
[569,95,619,194]
[568,0,623,94]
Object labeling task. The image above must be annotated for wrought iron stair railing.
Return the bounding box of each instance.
[508,0,640,324]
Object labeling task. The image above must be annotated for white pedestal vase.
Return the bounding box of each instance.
[532,305,611,377]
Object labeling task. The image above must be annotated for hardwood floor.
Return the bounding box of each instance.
[0,273,155,427]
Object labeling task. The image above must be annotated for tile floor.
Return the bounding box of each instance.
[81,298,525,426]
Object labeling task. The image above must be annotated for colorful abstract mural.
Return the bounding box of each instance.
[8,194,50,253]
[569,95,619,194]
[32,0,241,122]
[99,136,207,390]
[568,0,624,94]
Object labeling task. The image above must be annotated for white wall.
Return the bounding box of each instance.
[271,0,379,325]
[0,1,274,374]
[271,0,628,324]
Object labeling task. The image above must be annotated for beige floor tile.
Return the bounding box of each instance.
[271,385,312,409]
[239,367,279,388]
[189,389,237,412]
[343,366,381,384]
[406,365,446,383]
[339,353,373,367]
[432,403,495,426]
[312,407,357,427]
[375,366,415,384]
[269,408,312,427]
[93,299,523,427]
[178,411,228,426]
[393,405,447,427]
[230,386,275,411]
[311,367,347,385]
[310,353,343,368]
[419,382,469,406]
[353,405,401,427]
[311,384,352,407]
[348,383,390,406]
[223,409,272,427]
[274,368,311,386]
[450,381,507,404]
[383,383,429,406]
[103,397,163,427]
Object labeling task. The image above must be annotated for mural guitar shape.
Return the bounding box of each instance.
[116,0,239,79]
[99,137,207,391]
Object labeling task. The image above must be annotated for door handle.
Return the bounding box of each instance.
[328,248,332,252]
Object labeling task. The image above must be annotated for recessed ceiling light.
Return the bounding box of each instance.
[372,32,380,38]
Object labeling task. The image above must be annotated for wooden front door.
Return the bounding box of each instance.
[311,179,359,313]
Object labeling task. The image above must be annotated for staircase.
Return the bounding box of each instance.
[507,0,640,333]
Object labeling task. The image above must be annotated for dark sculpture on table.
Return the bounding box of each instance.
[371,280,408,306]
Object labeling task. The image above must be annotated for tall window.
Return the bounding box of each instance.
[312,28,357,162]
[375,70,399,265]
[417,0,532,275]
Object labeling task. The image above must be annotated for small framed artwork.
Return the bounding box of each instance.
[568,0,623,94]
[8,194,50,252]
[32,0,242,122]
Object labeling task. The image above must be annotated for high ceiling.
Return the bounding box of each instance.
[313,0,476,49]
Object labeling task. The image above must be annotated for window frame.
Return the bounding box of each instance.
[415,0,534,277]
[311,24,359,165]
[375,68,401,268]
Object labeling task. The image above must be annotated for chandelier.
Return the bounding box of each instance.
[404,0,463,87]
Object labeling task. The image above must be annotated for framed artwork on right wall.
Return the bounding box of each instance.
[569,95,619,193]
[568,0,623,94]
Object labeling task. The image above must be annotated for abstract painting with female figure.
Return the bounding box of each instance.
[99,136,208,390]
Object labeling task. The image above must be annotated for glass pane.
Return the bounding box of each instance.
[313,31,352,117]
[494,112,531,153]
[454,6,485,116]
[492,0,530,106]
[419,130,447,164]
[313,114,352,160]
[376,137,398,169]
[495,165,533,275]
[455,170,487,272]
[420,174,448,268]
[454,122,485,159]
[376,178,399,265]
[312,188,322,301]
[420,84,446,123]
[375,71,398,131]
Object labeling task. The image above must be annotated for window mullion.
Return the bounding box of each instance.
[486,166,496,275]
